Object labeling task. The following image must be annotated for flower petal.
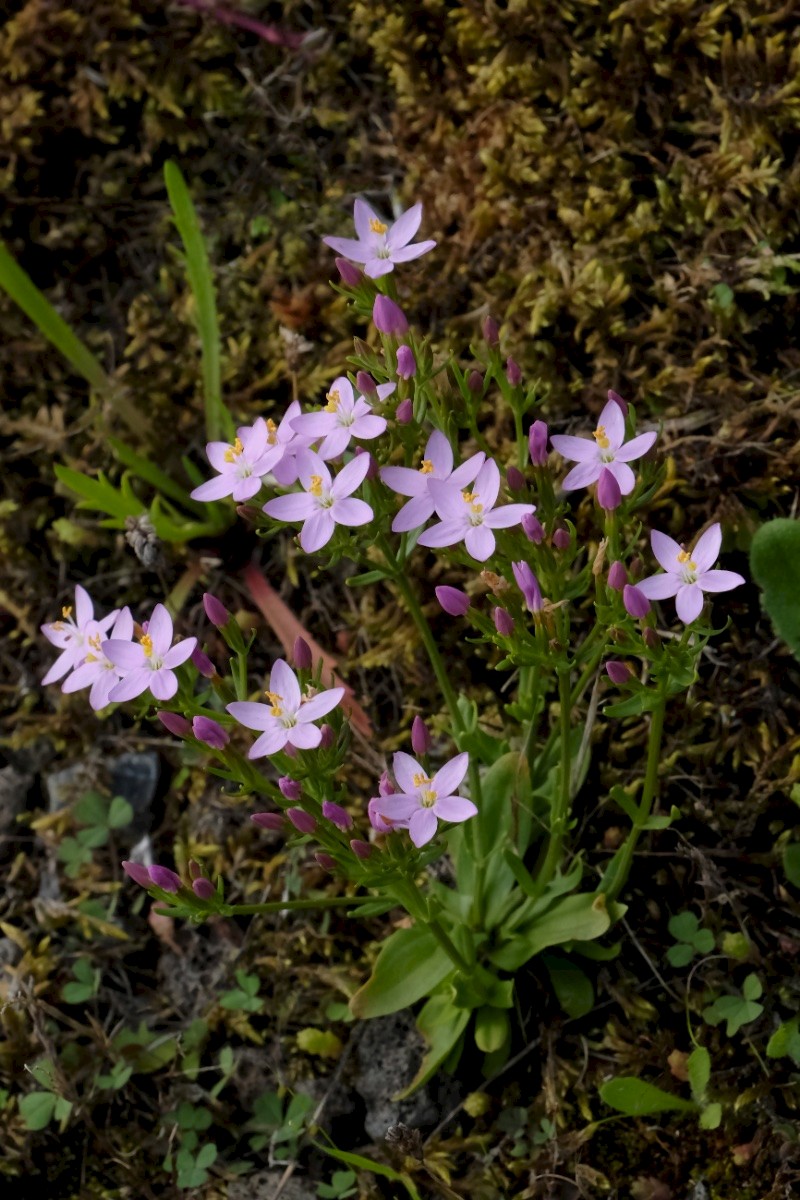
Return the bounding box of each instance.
[433,795,478,823]
[296,448,331,492]
[331,451,371,499]
[61,661,99,693]
[651,529,684,573]
[427,479,467,521]
[108,669,151,703]
[426,430,454,476]
[42,647,82,685]
[409,808,438,847]
[351,414,387,440]
[191,475,236,502]
[249,728,289,758]
[354,198,379,240]
[378,793,420,822]
[297,686,345,722]
[319,427,352,461]
[417,520,465,548]
[598,398,625,449]
[226,701,272,731]
[300,511,335,552]
[636,573,681,600]
[364,257,396,278]
[698,569,745,593]
[393,751,425,794]
[615,431,657,463]
[103,640,145,670]
[270,659,301,712]
[474,459,500,510]
[288,723,322,749]
[449,452,486,488]
[605,460,636,495]
[431,752,469,797]
[264,493,317,523]
[381,465,427,498]
[322,236,369,262]
[550,434,597,464]
[464,524,496,561]
[148,605,173,656]
[483,503,536,529]
[163,638,197,668]
[389,241,436,262]
[391,494,435,533]
[150,668,178,701]
[386,203,422,249]
[562,460,601,490]
[291,412,336,439]
[675,584,704,623]
[692,523,722,572]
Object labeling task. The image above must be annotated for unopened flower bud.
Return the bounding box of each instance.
[322,800,352,830]
[411,716,431,756]
[192,877,215,900]
[251,812,284,831]
[395,397,413,424]
[623,584,651,618]
[597,467,622,511]
[528,420,549,466]
[396,345,416,379]
[482,315,500,347]
[356,370,377,395]
[293,636,312,670]
[608,389,628,417]
[435,586,470,617]
[373,295,408,335]
[279,776,302,801]
[493,607,514,636]
[608,561,627,591]
[521,513,544,543]
[643,627,660,650]
[467,370,483,394]
[350,838,373,860]
[122,860,151,888]
[507,465,525,492]
[335,257,362,286]
[188,859,203,880]
[157,711,192,738]
[512,561,542,612]
[605,661,631,685]
[319,724,335,750]
[191,646,216,678]
[368,796,393,832]
[203,592,229,628]
[552,528,570,551]
[287,807,316,834]
[315,852,336,870]
[505,357,522,386]
[149,865,182,893]
[378,770,394,797]
[354,446,378,479]
[192,716,229,749]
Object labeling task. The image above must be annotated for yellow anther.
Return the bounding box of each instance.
[677,549,697,570]
[462,491,475,503]
[593,425,611,450]
[419,459,434,475]
[412,772,431,787]
[420,788,437,808]
[139,634,153,658]
[88,633,102,650]
[309,475,323,497]
[324,388,341,413]
[62,605,73,619]
[51,621,64,631]
[224,437,244,463]
[85,653,98,663]
[369,218,388,234]
[266,418,278,444]
[462,490,483,514]
[265,689,283,716]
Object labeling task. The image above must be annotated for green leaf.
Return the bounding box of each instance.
[107,795,134,830]
[54,465,144,524]
[666,943,694,968]
[599,1077,697,1116]
[490,893,619,972]
[109,437,209,517]
[702,991,764,1037]
[784,843,800,888]
[349,925,453,1019]
[743,973,763,1001]
[699,1102,722,1129]
[751,519,800,659]
[313,1142,423,1199]
[543,954,595,1018]
[394,994,470,1100]
[195,1143,217,1170]
[345,569,387,586]
[73,791,109,827]
[19,1091,57,1130]
[766,1017,800,1064]
[692,929,715,954]
[668,912,699,941]
[296,1028,343,1059]
[474,1006,510,1053]
[687,1046,710,1102]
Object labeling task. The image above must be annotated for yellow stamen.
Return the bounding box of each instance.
[62,605,73,619]
[266,418,278,445]
[51,621,64,631]
[224,436,244,463]
[309,474,323,497]
[369,218,388,234]
[593,425,610,450]
[419,459,434,475]
[412,772,431,787]
[140,634,153,658]
[265,689,283,717]
[461,490,483,515]
[677,549,697,570]
[85,653,98,663]
[88,634,101,651]
[324,388,341,413]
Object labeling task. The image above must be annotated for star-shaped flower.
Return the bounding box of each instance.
[42,585,117,685]
[636,523,744,623]
[263,448,373,553]
[323,199,436,279]
[550,397,656,495]
[417,459,535,561]
[381,431,485,533]
[290,376,392,461]
[227,659,344,757]
[62,607,134,710]
[374,751,475,847]
[104,604,197,702]
[191,418,284,503]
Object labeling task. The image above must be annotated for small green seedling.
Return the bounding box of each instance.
[666,912,714,967]
[219,970,263,1013]
[58,791,133,878]
[703,973,764,1036]
[61,957,101,1004]
[317,1170,358,1199]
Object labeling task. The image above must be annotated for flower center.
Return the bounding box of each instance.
[139,634,154,659]
[369,218,388,234]
[309,475,323,497]
[677,549,696,569]
[412,772,437,807]
[324,389,341,413]
[462,490,484,523]
[265,690,283,717]
[419,459,434,474]
[266,418,278,445]
[88,633,102,651]
[224,437,244,463]
[593,425,611,450]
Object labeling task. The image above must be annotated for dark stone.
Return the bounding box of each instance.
[0,766,33,843]
[110,752,160,838]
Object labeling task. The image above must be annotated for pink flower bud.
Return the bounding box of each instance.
[521,513,544,544]
[315,852,336,870]
[435,586,470,617]
[279,776,302,801]
[493,607,514,636]
[623,584,651,619]
[319,724,335,750]
[356,370,377,395]
[191,646,216,678]
[122,860,151,888]
[322,799,353,830]
[552,528,570,551]
[251,812,284,830]
[157,711,192,738]
[643,627,660,650]
[505,357,522,386]
[378,770,394,797]
[354,446,378,479]
[350,838,373,860]
[608,561,627,591]
[287,807,317,834]
[512,561,542,612]
[335,257,362,286]
[605,660,631,685]
[395,398,413,424]
[192,716,229,749]
[528,420,549,466]
[203,592,229,628]
[482,315,500,347]
[368,796,393,832]
[192,877,215,900]
[188,859,202,880]
[608,389,628,417]
[411,716,431,756]
[148,865,182,893]
[373,295,408,335]
[597,467,622,511]
[396,345,416,379]
[507,466,526,492]
[467,370,483,394]
[293,636,312,670]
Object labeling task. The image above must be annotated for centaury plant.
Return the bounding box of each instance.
[39,189,745,1094]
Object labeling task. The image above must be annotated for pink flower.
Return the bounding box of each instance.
[381,430,485,534]
[377,751,476,848]
[550,398,656,495]
[323,199,435,279]
[227,659,344,757]
[373,296,409,335]
[636,524,745,623]
[104,605,197,703]
[290,376,391,461]
[62,607,135,710]
[269,401,316,486]
[419,459,536,562]
[42,585,117,685]
[190,418,284,502]
[263,448,373,553]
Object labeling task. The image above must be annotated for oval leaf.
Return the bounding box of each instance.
[350,925,453,1019]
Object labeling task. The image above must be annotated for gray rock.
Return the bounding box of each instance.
[227,1168,317,1200]
[0,766,33,845]
[45,761,97,813]
[110,751,160,837]
[687,1185,710,1200]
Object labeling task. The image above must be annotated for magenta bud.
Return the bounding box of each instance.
[528,420,549,466]
[354,446,378,480]
[192,716,229,749]
[435,586,470,617]
[157,711,192,738]
[378,770,394,797]
[512,561,542,613]
[191,646,216,678]
[505,357,522,387]
[148,865,182,893]
[122,860,151,888]
[507,466,526,492]
[278,776,302,801]
[350,838,373,860]
[608,389,628,417]
[521,513,544,544]
[482,315,500,347]
[287,807,317,834]
[192,877,216,900]
[319,724,335,750]
[597,467,622,511]
[368,796,393,832]
[395,397,413,424]
[608,561,627,591]
[251,812,284,831]
[623,584,651,619]
[373,295,408,335]
[605,660,631,685]
[396,345,416,379]
[493,607,514,636]
[335,257,362,286]
[552,528,571,550]
[356,370,377,395]
[467,370,483,394]
[322,800,352,830]
[315,852,336,870]
[293,636,312,670]
[411,716,431,756]
[203,592,229,628]
[643,627,660,650]
[188,859,202,880]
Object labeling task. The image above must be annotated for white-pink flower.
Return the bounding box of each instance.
[62,607,134,710]
[41,586,117,685]
[263,448,373,553]
[323,199,436,279]
[104,604,197,703]
[417,459,535,562]
[227,659,344,757]
[191,418,285,503]
[636,523,744,623]
[375,751,475,847]
[380,430,485,533]
[550,397,656,495]
[290,376,392,461]
[271,401,316,486]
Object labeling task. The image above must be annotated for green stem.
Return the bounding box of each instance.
[427,917,471,974]
[219,896,358,916]
[533,666,573,895]
[513,406,526,469]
